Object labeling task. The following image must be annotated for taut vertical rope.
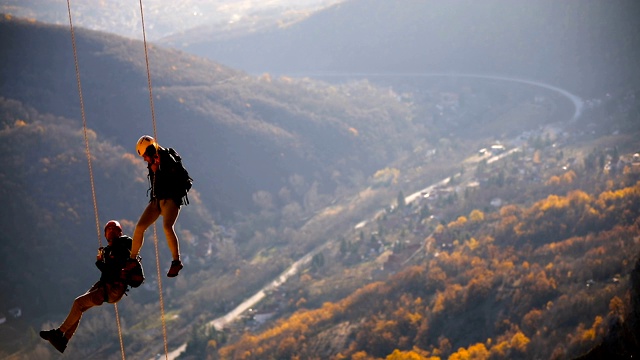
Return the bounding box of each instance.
[138,0,169,358]
[66,1,126,359]
[114,303,126,359]
[65,0,101,248]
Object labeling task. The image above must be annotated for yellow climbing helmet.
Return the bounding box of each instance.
[136,135,157,157]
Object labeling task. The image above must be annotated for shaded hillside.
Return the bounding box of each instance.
[0,97,221,320]
[0,15,417,218]
[574,256,640,360]
[166,0,640,98]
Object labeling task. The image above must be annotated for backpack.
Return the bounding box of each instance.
[121,257,145,288]
[167,148,193,205]
[126,259,145,288]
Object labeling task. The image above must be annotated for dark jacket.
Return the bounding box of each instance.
[148,147,188,205]
[96,236,132,283]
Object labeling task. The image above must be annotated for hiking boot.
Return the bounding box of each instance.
[167,260,183,277]
[40,328,68,353]
[39,328,62,341]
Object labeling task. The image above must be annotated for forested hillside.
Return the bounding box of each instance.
[214,148,640,360]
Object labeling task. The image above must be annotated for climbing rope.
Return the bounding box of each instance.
[114,303,127,358]
[65,1,126,359]
[137,0,170,358]
[65,0,101,248]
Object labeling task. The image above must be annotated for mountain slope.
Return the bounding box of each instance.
[0,15,417,217]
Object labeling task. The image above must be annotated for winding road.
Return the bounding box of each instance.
[293,71,584,121]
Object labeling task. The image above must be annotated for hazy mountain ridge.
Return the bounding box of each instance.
[169,0,640,98]
[0,0,342,41]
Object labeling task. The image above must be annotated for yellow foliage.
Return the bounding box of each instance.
[448,347,470,360]
[432,293,446,313]
[546,175,561,186]
[510,331,530,352]
[386,349,427,360]
[546,170,576,186]
[522,308,543,331]
[448,216,468,229]
[499,204,522,217]
[609,296,625,316]
[432,284,464,313]
[352,351,370,360]
[493,259,514,273]
[437,337,452,354]
[401,309,423,326]
[561,170,576,184]
[448,343,489,360]
[468,343,490,359]
[469,209,485,223]
[489,341,509,357]
[578,316,603,343]
[374,319,398,333]
[466,238,480,251]
[427,265,447,286]
[277,336,297,355]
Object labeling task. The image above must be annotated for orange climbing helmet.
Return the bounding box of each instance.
[136,135,157,157]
